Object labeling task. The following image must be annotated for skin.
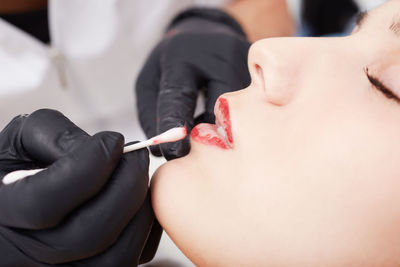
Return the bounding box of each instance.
[0,0,47,13]
[225,0,295,42]
[152,1,400,266]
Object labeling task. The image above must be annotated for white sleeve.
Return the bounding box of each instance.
[0,19,49,96]
[192,0,231,7]
[286,0,302,27]
[353,0,386,11]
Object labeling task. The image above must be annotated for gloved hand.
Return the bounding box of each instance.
[0,109,162,267]
[136,8,251,160]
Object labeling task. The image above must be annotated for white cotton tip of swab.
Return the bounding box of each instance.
[150,126,187,145]
[2,168,45,185]
[123,126,187,153]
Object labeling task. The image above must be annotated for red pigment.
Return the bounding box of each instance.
[152,139,161,145]
[152,127,187,145]
[218,98,233,144]
[190,124,228,149]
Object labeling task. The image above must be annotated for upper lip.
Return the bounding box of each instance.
[214,97,233,148]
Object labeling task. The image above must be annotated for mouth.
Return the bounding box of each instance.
[190,97,233,150]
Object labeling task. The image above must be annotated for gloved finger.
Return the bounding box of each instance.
[195,82,242,126]
[205,80,240,118]
[0,227,47,267]
[0,109,90,176]
[194,112,215,125]
[16,148,149,264]
[0,131,123,230]
[136,45,163,157]
[192,81,241,131]
[139,218,163,264]
[20,109,89,165]
[202,50,251,121]
[157,63,201,160]
[0,114,41,175]
[204,42,250,113]
[66,194,156,267]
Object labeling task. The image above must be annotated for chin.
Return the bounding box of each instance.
[150,157,218,266]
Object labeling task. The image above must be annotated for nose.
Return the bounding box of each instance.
[248,37,312,106]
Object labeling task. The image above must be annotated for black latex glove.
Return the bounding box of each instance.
[136,8,251,160]
[0,109,162,267]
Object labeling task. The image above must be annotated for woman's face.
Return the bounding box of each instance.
[152,1,400,265]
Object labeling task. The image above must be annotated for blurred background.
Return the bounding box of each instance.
[0,0,386,266]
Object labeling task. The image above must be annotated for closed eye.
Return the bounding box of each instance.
[364,67,400,104]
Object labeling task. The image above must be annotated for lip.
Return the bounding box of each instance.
[190,97,233,149]
[215,97,233,145]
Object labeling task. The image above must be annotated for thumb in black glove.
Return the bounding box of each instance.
[136,8,251,160]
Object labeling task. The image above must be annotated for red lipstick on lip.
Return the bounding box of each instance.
[216,97,233,145]
[190,124,229,149]
[190,97,233,149]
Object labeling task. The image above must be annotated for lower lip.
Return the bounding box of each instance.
[190,123,229,149]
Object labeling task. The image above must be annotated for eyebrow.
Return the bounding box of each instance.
[356,11,400,37]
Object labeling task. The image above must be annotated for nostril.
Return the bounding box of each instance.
[255,64,266,91]
[255,64,262,76]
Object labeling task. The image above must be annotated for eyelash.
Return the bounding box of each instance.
[364,67,400,103]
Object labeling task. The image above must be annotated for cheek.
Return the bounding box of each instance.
[296,97,400,224]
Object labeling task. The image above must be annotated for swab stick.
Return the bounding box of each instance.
[2,127,187,185]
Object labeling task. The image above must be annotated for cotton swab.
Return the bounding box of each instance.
[2,127,187,185]
[123,126,187,153]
